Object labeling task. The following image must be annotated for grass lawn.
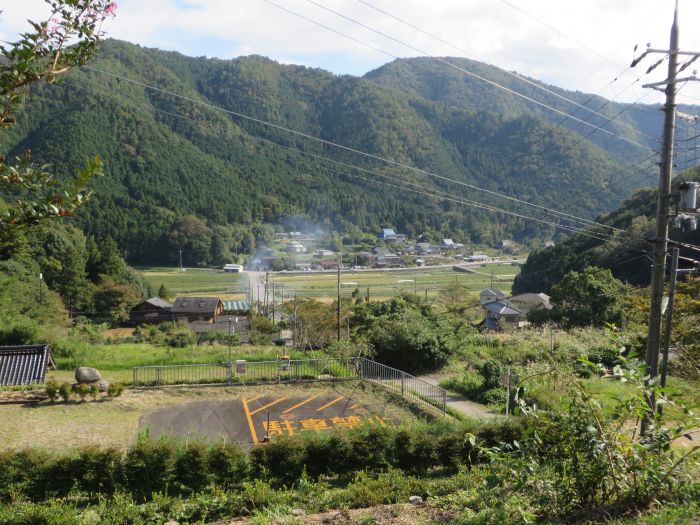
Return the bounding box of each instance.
[52,342,312,380]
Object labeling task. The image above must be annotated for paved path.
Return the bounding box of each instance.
[418,373,499,419]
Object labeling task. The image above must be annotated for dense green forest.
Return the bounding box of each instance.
[0,40,688,265]
[514,166,700,293]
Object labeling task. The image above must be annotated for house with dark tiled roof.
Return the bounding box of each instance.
[0,344,55,386]
[171,297,224,323]
[130,297,173,324]
[482,301,525,331]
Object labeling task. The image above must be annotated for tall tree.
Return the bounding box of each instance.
[0,0,117,244]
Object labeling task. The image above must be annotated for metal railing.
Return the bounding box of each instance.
[132,358,359,388]
[357,358,447,415]
[132,356,447,415]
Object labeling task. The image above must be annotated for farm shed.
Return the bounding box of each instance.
[172,297,224,323]
[129,297,173,324]
[0,344,56,386]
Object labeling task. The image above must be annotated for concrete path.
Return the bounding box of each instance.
[418,373,499,419]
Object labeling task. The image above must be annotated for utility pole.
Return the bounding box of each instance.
[337,251,342,340]
[659,247,680,414]
[178,249,183,271]
[293,294,298,348]
[632,1,699,425]
[38,272,43,305]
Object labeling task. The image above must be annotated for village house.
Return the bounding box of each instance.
[0,344,55,386]
[129,297,173,324]
[171,297,224,323]
[373,247,403,268]
[479,288,507,305]
[508,292,552,315]
[482,301,525,331]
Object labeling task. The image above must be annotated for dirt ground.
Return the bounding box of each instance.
[0,381,422,450]
[214,503,454,525]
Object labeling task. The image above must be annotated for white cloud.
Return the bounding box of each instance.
[1,0,699,104]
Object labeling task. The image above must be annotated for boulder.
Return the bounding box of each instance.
[98,380,110,393]
[409,495,423,505]
[291,509,305,517]
[75,367,101,383]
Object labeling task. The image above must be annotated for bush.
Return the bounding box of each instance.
[58,382,72,403]
[122,438,177,501]
[107,383,124,398]
[88,383,99,401]
[165,327,196,348]
[174,442,210,494]
[75,384,90,402]
[0,318,41,346]
[207,442,249,489]
[45,378,59,402]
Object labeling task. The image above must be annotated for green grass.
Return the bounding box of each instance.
[137,267,245,298]
[54,342,309,371]
[271,264,520,299]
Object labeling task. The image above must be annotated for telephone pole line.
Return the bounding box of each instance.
[633,0,700,426]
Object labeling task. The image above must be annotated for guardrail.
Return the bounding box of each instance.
[132,356,447,415]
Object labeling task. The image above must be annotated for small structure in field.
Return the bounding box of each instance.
[0,344,55,386]
[172,297,224,323]
[129,297,173,324]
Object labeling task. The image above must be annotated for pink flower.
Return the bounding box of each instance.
[105,2,118,16]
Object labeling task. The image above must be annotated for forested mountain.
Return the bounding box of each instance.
[513,167,700,294]
[0,40,684,264]
[366,57,699,163]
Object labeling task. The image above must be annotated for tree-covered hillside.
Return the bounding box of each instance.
[0,40,672,264]
[513,166,700,294]
[366,56,699,163]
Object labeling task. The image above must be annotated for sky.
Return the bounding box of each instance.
[1,0,700,107]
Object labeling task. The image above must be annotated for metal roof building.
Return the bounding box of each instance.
[0,344,56,386]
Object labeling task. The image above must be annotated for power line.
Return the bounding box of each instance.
[350,0,658,137]
[266,0,652,151]
[82,65,632,235]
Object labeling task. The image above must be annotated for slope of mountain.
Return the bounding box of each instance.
[365,57,698,163]
[0,40,674,263]
[513,167,700,294]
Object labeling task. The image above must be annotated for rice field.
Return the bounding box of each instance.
[138,263,521,301]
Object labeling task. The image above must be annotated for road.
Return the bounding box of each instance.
[418,373,499,419]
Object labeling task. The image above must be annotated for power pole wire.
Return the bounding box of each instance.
[82,66,633,235]
[263,0,652,151]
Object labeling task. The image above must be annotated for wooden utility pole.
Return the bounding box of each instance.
[293,294,298,348]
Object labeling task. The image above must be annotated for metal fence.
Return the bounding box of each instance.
[357,358,447,415]
[132,357,447,415]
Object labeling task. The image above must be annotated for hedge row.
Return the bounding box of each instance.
[0,419,527,503]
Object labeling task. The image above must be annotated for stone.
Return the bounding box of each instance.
[163,521,179,525]
[409,495,423,505]
[75,367,101,383]
[98,380,110,393]
[291,509,305,517]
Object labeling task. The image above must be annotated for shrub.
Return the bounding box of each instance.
[75,384,90,402]
[58,382,72,403]
[45,378,59,402]
[0,318,41,346]
[207,442,249,489]
[165,327,196,348]
[107,383,124,398]
[174,442,210,495]
[88,383,99,401]
[122,438,177,501]
[250,436,306,485]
